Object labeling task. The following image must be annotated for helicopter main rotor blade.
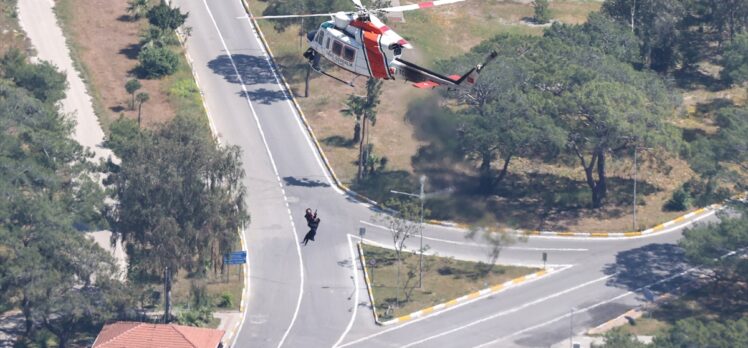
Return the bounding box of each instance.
[374,0,464,13]
[351,0,364,10]
[251,13,341,19]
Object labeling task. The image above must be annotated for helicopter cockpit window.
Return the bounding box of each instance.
[315,31,324,45]
[332,41,343,56]
[343,46,355,62]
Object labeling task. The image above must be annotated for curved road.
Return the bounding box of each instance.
[174,1,716,347]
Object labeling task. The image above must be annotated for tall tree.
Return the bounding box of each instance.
[0,81,123,345]
[107,115,249,280]
[544,12,641,65]
[342,78,382,181]
[602,0,687,72]
[721,32,748,85]
[147,1,188,31]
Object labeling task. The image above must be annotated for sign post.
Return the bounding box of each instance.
[369,258,376,285]
[542,252,547,270]
[224,251,247,281]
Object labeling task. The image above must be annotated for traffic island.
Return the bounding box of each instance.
[358,242,551,325]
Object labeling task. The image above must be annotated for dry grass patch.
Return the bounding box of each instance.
[55,0,177,129]
[170,269,244,312]
[361,243,539,319]
[0,0,29,55]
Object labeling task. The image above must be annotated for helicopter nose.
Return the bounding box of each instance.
[306,30,317,43]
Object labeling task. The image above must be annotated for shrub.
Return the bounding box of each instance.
[137,46,179,78]
[147,3,188,31]
[217,293,233,308]
[532,0,551,24]
[665,186,692,211]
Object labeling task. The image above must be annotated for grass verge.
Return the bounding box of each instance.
[361,243,539,320]
[54,0,114,131]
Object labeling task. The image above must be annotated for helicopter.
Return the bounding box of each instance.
[252,0,497,89]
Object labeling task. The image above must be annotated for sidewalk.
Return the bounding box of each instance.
[17,0,114,163]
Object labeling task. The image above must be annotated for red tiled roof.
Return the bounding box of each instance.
[92,322,224,348]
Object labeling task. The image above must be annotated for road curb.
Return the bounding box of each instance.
[236,2,745,240]
[357,242,381,324]
[172,15,250,346]
[358,242,562,326]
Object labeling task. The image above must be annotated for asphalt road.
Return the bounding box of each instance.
[174,1,718,347]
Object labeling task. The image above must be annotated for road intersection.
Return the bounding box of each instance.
[174,0,719,346]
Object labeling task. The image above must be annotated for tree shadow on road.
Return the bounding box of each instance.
[603,243,691,296]
[283,176,330,188]
[208,54,276,86]
[238,89,287,105]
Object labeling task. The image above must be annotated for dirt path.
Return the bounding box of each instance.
[17,0,114,163]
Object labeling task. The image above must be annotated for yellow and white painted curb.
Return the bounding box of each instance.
[172,11,250,345]
[237,1,745,241]
[357,241,564,326]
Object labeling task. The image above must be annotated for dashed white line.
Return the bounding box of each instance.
[359,221,588,251]
[199,1,305,347]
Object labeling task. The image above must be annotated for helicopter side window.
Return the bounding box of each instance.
[325,38,330,49]
[332,41,343,56]
[343,46,355,62]
[315,31,324,45]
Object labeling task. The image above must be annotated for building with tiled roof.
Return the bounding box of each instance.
[92,322,224,348]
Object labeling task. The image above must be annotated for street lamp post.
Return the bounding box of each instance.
[569,307,576,348]
[633,146,637,231]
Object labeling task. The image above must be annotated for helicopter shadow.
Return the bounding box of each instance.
[207,54,276,86]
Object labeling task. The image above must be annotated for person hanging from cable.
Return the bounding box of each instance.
[304,208,317,227]
[302,216,320,246]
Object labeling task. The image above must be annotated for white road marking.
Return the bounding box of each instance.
[471,266,700,348]
[526,209,717,240]
[336,265,575,348]
[199,2,305,348]
[359,221,588,251]
[332,235,362,348]
[238,0,343,195]
[398,272,613,348]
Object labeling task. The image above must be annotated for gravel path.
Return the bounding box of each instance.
[17,0,114,163]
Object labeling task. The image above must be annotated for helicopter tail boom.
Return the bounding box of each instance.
[397,50,498,90]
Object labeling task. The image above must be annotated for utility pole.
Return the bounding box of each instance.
[569,307,575,348]
[163,267,172,323]
[633,145,637,231]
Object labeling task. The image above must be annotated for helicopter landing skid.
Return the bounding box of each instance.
[308,62,358,87]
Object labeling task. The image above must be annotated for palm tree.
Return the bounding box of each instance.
[125,79,142,110]
[127,0,150,20]
[341,78,382,180]
[135,92,150,127]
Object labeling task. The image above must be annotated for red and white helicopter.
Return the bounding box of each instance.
[252,0,497,89]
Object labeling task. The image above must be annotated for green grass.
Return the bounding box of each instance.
[163,49,209,124]
[361,243,539,319]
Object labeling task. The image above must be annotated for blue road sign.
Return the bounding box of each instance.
[224,251,247,265]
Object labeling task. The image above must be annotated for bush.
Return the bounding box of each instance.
[532,0,551,24]
[665,186,692,211]
[1,49,67,104]
[147,3,188,31]
[216,293,233,308]
[137,46,179,78]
